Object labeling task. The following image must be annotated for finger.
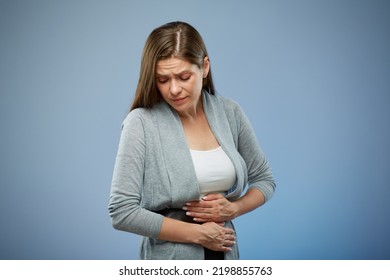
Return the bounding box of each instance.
[190,213,215,222]
[222,229,235,238]
[223,234,236,247]
[185,201,200,206]
[223,236,236,244]
[224,240,236,248]
[183,205,211,213]
[225,233,236,242]
[190,210,223,220]
[221,245,233,252]
[201,193,224,201]
[192,217,212,223]
[184,209,210,219]
[185,200,212,206]
[184,210,209,220]
[186,201,214,208]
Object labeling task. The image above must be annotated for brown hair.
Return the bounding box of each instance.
[130,21,216,111]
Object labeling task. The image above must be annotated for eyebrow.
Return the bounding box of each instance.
[155,70,192,77]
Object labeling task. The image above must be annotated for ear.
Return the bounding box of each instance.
[202,56,210,78]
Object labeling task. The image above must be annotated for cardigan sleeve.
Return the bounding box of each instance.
[234,104,276,202]
[108,111,164,238]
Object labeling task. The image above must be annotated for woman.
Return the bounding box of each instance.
[108,21,275,260]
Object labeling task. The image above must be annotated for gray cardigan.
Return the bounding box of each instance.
[108,91,275,259]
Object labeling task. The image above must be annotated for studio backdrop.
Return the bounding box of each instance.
[0,0,389,259]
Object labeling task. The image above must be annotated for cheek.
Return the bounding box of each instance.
[157,84,168,97]
[194,74,204,87]
[185,77,202,92]
[193,78,204,92]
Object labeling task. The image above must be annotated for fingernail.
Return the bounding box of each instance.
[201,195,207,200]
[182,206,188,210]
[186,202,191,206]
[186,212,191,216]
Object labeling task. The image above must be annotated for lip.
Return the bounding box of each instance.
[171,97,187,104]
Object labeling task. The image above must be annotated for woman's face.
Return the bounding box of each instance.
[156,57,209,117]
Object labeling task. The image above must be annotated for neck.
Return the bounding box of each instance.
[177,96,204,121]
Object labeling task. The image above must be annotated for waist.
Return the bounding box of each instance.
[156,208,199,224]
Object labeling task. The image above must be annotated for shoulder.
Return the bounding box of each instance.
[124,107,150,120]
[209,93,245,119]
[120,109,152,137]
[122,107,153,127]
[206,92,241,110]
[121,102,173,133]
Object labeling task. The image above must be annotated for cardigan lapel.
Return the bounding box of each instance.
[152,102,200,207]
[152,91,246,205]
[202,92,246,199]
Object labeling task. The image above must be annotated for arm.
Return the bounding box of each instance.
[109,112,163,238]
[183,188,264,223]
[159,217,235,252]
[185,102,275,222]
[109,111,235,251]
[234,103,276,202]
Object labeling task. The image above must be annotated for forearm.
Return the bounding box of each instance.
[158,217,202,244]
[158,217,235,252]
[231,188,265,219]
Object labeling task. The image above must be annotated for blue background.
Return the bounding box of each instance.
[1,0,389,259]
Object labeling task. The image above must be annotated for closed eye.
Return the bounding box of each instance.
[179,74,191,81]
[157,78,168,84]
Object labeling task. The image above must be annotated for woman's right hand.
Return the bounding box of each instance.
[197,222,236,252]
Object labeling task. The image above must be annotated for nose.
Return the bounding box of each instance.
[169,79,181,95]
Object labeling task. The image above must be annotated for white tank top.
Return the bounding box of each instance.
[190,146,237,197]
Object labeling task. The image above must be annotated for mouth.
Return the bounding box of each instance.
[171,97,187,104]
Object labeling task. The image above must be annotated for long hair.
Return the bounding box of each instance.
[130,21,216,111]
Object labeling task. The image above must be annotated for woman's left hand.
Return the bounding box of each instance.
[183,193,238,223]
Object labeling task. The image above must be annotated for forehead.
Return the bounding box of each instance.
[156,57,197,75]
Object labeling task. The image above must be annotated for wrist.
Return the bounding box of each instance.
[187,223,204,245]
[230,201,241,219]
